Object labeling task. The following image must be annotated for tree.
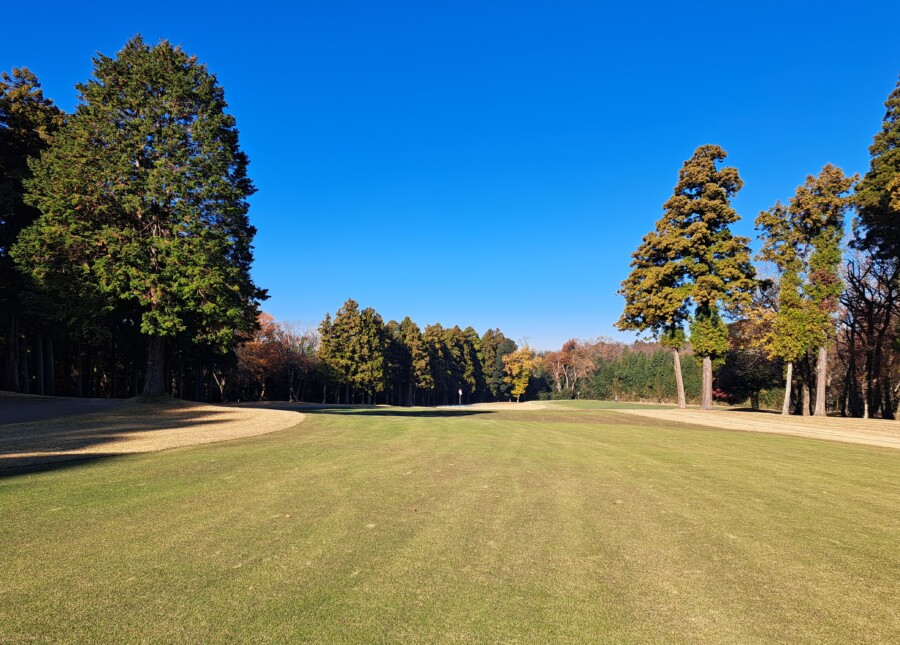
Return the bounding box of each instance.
[620,145,754,410]
[756,201,817,414]
[544,339,597,396]
[792,165,856,415]
[856,75,900,260]
[0,68,63,391]
[400,316,431,405]
[838,253,899,418]
[317,299,387,403]
[480,328,516,401]
[756,167,855,416]
[13,37,264,396]
[502,346,540,402]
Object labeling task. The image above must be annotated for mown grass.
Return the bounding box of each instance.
[1,404,898,643]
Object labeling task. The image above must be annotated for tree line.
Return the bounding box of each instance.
[1,37,898,416]
[1,37,264,399]
[616,77,900,417]
[211,300,540,406]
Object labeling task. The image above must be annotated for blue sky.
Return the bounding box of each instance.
[3,1,899,349]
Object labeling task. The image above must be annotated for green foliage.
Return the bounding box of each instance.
[755,165,855,360]
[582,348,701,403]
[480,328,517,401]
[12,37,264,393]
[689,309,729,363]
[318,299,387,396]
[855,75,900,259]
[619,145,755,356]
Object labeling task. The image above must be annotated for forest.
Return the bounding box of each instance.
[0,37,897,417]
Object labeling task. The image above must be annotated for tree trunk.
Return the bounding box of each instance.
[20,334,30,393]
[672,348,686,409]
[882,379,895,420]
[5,315,20,392]
[143,336,166,396]
[782,361,793,416]
[813,345,827,417]
[73,342,84,397]
[700,355,713,410]
[35,335,45,396]
[801,380,811,416]
[44,337,55,396]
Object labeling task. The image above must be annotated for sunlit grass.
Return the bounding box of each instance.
[1,405,898,643]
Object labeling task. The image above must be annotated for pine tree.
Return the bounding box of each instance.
[13,37,264,395]
[856,75,900,260]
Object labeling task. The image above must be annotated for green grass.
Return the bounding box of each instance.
[1,406,898,644]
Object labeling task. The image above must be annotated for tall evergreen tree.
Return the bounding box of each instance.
[619,145,754,409]
[480,328,516,401]
[317,299,387,403]
[791,165,856,415]
[0,68,63,391]
[399,316,431,405]
[856,75,900,260]
[13,36,264,395]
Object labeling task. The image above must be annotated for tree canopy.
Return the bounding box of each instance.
[12,36,264,394]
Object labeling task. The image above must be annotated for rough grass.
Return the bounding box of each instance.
[1,404,898,643]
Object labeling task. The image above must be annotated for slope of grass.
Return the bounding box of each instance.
[1,406,898,643]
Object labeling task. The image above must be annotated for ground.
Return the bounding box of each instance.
[1,397,898,643]
[2,395,897,471]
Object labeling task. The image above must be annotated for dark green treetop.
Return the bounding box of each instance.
[13,36,265,394]
[855,75,900,259]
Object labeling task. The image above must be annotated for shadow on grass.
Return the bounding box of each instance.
[236,402,495,418]
[0,398,256,475]
[306,408,494,418]
[0,453,124,479]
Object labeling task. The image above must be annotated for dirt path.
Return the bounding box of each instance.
[615,407,900,450]
[0,396,304,470]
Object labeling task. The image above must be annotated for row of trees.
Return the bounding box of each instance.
[617,75,900,417]
[215,301,542,405]
[0,37,265,399]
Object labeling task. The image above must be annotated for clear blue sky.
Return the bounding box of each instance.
[3,1,899,350]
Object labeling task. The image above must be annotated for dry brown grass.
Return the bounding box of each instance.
[615,407,900,449]
[0,396,303,469]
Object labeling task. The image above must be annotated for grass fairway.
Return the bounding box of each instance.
[2,403,898,643]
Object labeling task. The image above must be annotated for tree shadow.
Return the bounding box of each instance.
[235,402,495,418]
[306,408,495,418]
[0,453,125,479]
[724,407,779,414]
[0,397,261,475]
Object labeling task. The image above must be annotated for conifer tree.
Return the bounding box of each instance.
[317,299,387,403]
[856,75,900,260]
[400,316,431,405]
[480,328,516,401]
[619,145,754,410]
[0,68,63,390]
[13,37,264,395]
[792,165,856,415]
